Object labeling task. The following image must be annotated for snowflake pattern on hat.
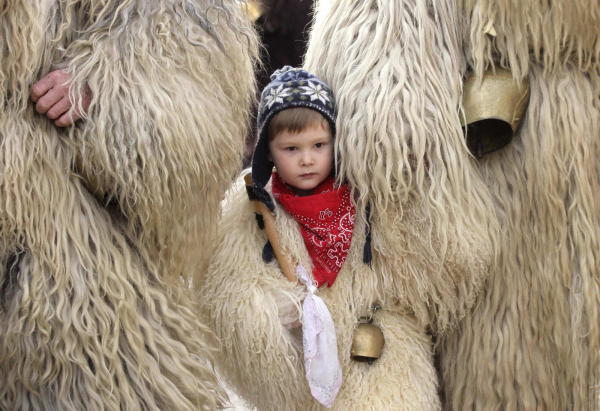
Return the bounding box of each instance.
[256,66,336,134]
[264,84,293,109]
[300,81,331,105]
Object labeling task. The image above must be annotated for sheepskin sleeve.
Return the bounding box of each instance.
[197,176,312,409]
[59,0,258,280]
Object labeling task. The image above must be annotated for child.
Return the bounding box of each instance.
[198,68,451,410]
[251,67,355,290]
[252,67,351,406]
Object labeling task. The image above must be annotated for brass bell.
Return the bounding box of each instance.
[461,67,530,158]
[351,322,385,364]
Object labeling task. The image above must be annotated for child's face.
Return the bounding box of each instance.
[268,123,333,196]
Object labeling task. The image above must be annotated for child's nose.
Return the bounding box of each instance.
[300,151,314,166]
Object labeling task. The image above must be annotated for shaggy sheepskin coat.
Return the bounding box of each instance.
[304,0,600,410]
[0,1,257,410]
[198,173,492,410]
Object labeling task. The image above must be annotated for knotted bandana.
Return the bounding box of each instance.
[271,172,355,287]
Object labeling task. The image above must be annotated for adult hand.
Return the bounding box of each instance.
[31,70,92,127]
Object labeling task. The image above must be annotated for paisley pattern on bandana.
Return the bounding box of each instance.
[271,172,356,287]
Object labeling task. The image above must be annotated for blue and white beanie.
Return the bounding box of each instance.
[251,66,337,211]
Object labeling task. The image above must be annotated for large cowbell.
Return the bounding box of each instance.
[461,67,530,158]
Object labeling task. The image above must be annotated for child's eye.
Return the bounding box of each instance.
[314,143,324,148]
[285,147,297,151]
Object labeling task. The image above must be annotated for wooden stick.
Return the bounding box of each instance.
[245,174,297,283]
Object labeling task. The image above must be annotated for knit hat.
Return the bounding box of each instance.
[251,66,337,211]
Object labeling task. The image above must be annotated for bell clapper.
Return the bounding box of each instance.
[476,139,484,159]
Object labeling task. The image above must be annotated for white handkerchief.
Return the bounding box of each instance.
[297,264,342,407]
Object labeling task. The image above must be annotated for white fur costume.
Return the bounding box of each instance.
[304,0,600,409]
[0,1,257,409]
[198,173,492,410]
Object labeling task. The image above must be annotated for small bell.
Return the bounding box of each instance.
[461,67,530,158]
[351,305,385,364]
[351,323,385,364]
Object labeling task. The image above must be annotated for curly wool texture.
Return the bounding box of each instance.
[304,0,498,333]
[197,173,491,410]
[439,65,600,410]
[306,0,600,409]
[61,0,259,278]
[458,0,600,79]
[0,0,258,409]
[442,2,600,409]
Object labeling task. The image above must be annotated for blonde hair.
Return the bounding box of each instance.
[268,107,330,141]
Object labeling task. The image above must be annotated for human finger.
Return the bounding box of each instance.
[30,74,57,103]
[35,87,65,114]
[55,109,81,127]
[46,96,72,120]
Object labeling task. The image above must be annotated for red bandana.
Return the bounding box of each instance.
[271,172,356,287]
